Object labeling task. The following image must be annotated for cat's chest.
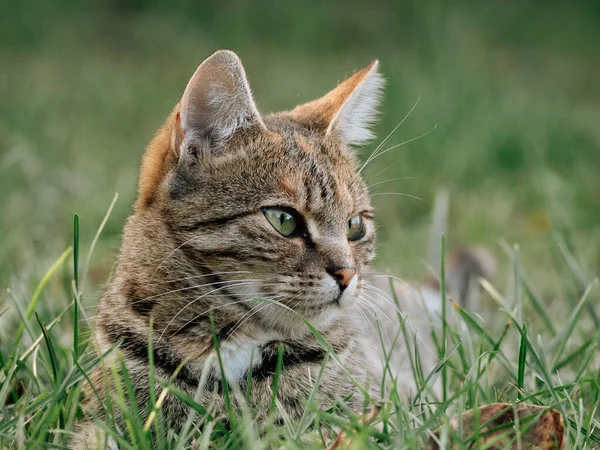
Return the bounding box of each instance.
[216,337,267,382]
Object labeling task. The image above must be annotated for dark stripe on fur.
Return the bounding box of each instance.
[249,342,326,382]
[103,325,198,387]
[182,246,279,263]
[130,299,156,317]
[168,210,254,232]
[126,280,156,317]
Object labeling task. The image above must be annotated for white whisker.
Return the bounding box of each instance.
[167,292,283,339]
[369,192,426,203]
[223,301,277,344]
[158,282,281,342]
[362,125,437,172]
[137,278,263,302]
[367,176,417,189]
[358,96,422,175]
[144,271,252,287]
[363,282,438,356]
[151,234,202,276]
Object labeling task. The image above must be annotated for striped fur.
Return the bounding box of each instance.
[71,51,386,448]
[72,51,496,450]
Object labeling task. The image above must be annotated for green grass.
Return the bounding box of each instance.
[1,202,599,448]
[1,0,600,448]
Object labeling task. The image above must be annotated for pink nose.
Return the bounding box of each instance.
[327,267,356,290]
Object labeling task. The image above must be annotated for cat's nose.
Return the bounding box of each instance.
[327,266,356,290]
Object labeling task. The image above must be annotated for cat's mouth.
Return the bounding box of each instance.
[331,291,343,306]
[328,274,359,307]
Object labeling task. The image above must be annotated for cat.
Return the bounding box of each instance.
[70,50,491,449]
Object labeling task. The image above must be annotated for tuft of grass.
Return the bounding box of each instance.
[2,200,598,448]
[1,2,600,448]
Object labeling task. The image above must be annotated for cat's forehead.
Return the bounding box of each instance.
[254,122,370,219]
[173,120,372,223]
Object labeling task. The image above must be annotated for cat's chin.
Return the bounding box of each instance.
[302,307,345,331]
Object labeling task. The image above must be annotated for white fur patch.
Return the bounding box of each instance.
[326,62,384,146]
[339,273,358,305]
[216,337,265,382]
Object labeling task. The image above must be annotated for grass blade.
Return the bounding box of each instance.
[13,247,72,346]
[517,322,527,400]
[269,343,284,416]
[72,214,80,361]
[549,279,597,364]
[440,233,448,404]
[82,192,118,288]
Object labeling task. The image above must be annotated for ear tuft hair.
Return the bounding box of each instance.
[289,60,384,146]
[326,61,384,145]
[179,50,265,153]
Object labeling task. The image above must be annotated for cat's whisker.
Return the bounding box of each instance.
[357,295,391,329]
[358,291,392,324]
[135,278,264,303]
[366,176,417,190]
[364,284,414,324]
[239,291,304,338]
[354,299,379,337]
[252,295,290,332]
[150,234,203,276]
[158,283,281,342]
[143,270,253,287]
[222,300,281,344]
[361,125,437,173]
[168,293,284,341]
[148,276,291,300]
[363,283,438,356]
[164,291,281,301]
[369,192,427,203]
[363,161,399,186]
[362,283,404,315]
[363,275,426,307]
[359,295,396,344]
[357,96,422,175]
[362,272,414,287]
[359,297,395,345]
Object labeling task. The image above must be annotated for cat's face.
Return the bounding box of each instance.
[136,50,383,331]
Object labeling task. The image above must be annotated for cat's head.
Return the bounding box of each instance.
[135,50,383,331]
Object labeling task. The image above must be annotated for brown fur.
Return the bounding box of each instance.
[71,51,495,449]
[71,51,385,449]
[289,61,378,132]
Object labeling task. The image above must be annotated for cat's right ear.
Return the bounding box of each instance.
[137,51,264,210]
[176,50,265,157]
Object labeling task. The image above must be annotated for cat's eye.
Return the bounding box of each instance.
[347,215,366,241]
[263,208,298,236]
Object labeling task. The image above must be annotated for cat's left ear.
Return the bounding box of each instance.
[177,50,265,154]
[290,61,384,146]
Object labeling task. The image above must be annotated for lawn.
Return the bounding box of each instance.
[1,1,599,448]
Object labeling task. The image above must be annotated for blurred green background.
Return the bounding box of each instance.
[1,0,599,308]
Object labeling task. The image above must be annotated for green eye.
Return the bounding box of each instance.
[347,215,366,241]
[264,208,297,236]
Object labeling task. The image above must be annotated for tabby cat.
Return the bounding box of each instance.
[72,50,463,448]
